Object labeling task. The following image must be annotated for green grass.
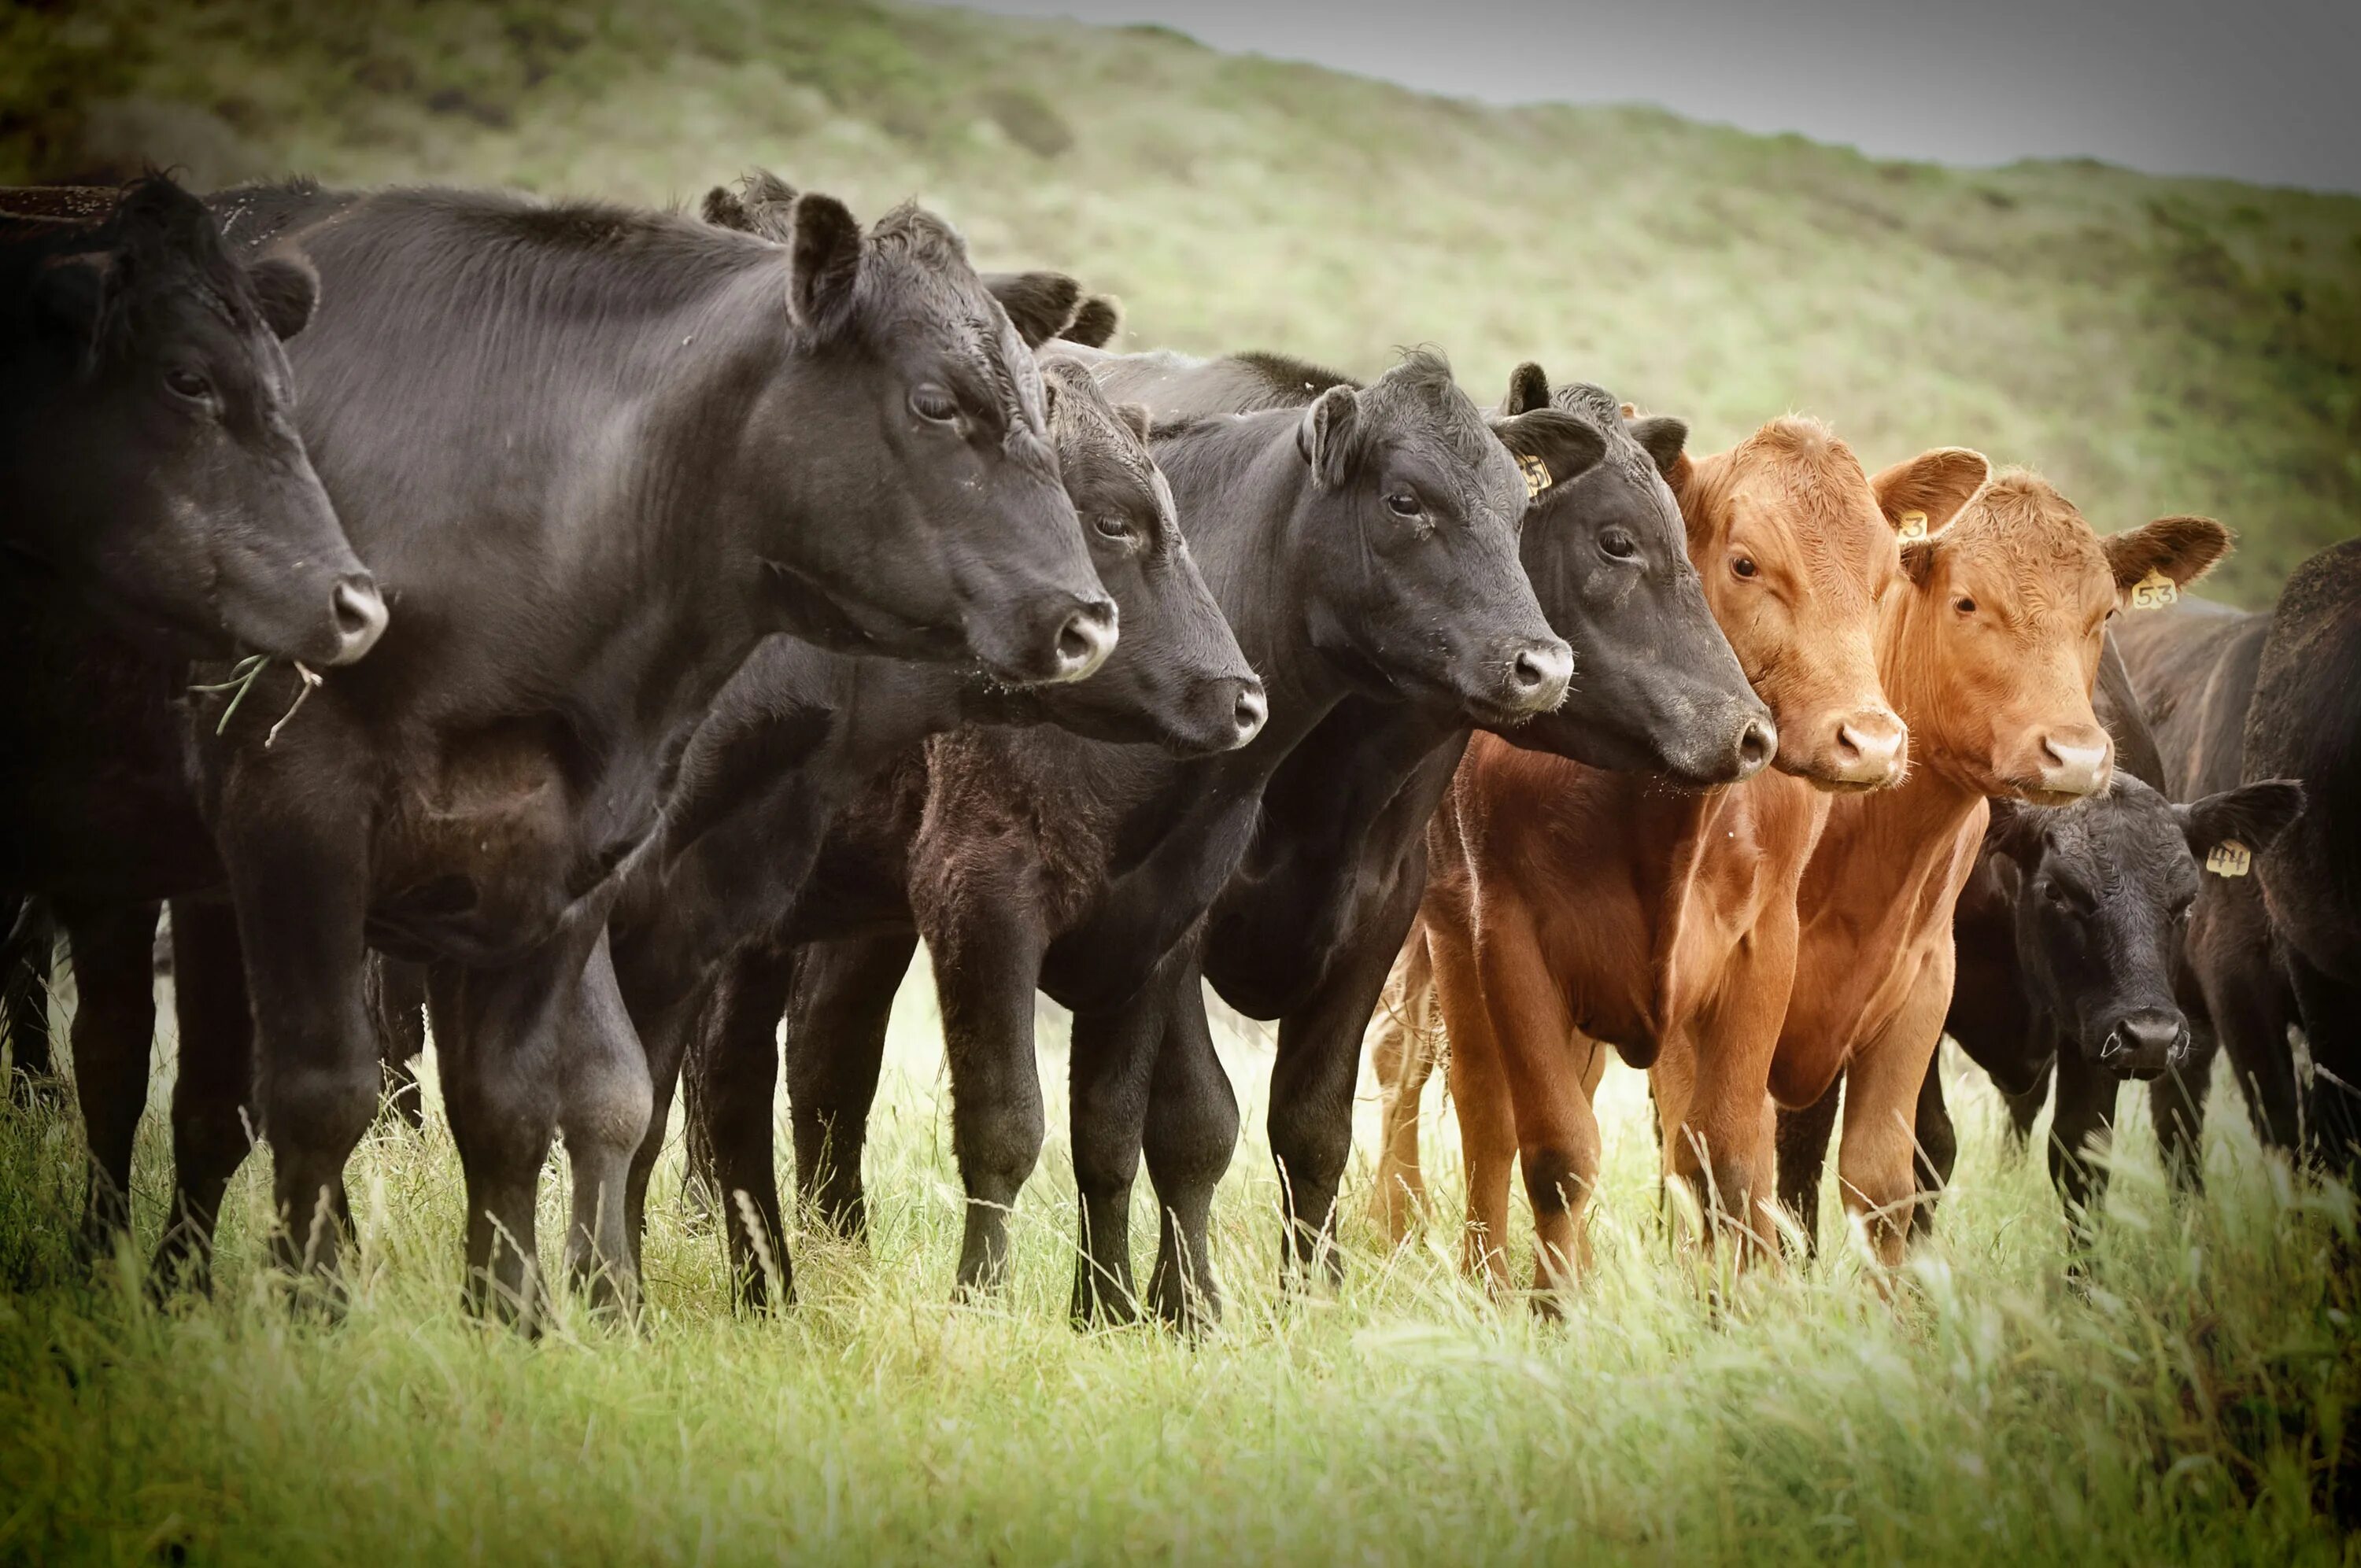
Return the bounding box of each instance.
[5,0,2357,603]
[2,963,2358,1563]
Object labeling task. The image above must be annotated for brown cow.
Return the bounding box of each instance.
[1680,475,2230,1262]
[1416,419,1988,1294]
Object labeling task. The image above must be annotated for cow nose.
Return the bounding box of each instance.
[324,573,389,666]
[1734,715,1776,779]
[2038,731,2112,798]
[1829,707,1907,787]
[1051,597,1118,683]
[2100,1008,2187,1079]
[1232,683,1268,744]
[1500,638,1573,714]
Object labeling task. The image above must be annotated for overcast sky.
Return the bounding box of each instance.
[958,0,2361,194]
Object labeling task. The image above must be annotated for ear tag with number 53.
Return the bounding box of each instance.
[2205,841,2252,877]
[2132,568,2180,611]
[1897,510,1928,540]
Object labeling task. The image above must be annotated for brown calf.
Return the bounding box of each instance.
[1679,474,2229,1261]
[1416,419,1987,1293]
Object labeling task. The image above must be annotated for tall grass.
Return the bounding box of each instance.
[1,961,2355,1563]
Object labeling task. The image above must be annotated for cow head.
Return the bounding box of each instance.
[1890,474,2228,802]
[1988,775,2302,1078]
[1293,349,1573,726]
[731,192,1114,688]
[1487,367,1773,785]
[1674,421,1979,789]
[2,175,384,665]
[1013,360,1263,754]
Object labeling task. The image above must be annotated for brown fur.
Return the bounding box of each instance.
[1734,477,2230,1263]
[1410,425,1986,1296]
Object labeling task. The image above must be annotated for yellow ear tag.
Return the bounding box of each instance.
[2131,568,2180,611]
[1517,452,1552,502]
[1897,510,1928,540]
[2205,841,2252,877]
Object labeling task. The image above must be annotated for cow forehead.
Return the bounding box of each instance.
[1945,475,2113,619]
[1721,422,1891,588]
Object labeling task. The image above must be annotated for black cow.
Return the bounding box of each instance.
[700,347,1595,1315]
[156,178,1113,1323]
[2116,545,2361,1171]
[1,175,383,664]
[746,356,1770,1326]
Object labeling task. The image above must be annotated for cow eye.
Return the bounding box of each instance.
[1731,555,1758,580]
[1092,514,1134,542]
[910,386,960,424]
[1385,493,1422,518]
[1601,530,1638,561]
[164,367,213,402]
[1956,596,1979,615]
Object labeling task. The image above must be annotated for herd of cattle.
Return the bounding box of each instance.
[2,168,2355,1330]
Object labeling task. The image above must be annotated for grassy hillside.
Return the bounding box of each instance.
[6,0,2357,604]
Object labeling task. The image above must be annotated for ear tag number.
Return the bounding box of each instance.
[1517,453,1552,502]
[2131,568,2180,611]
[1897,510,1928,540]
[2205,841,2252,877]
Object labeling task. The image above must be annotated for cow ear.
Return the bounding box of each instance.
[1871,447,1989,537]
[1627,415,1688,480]
[32,249,117,350]
[1296,383,1361,486]
[1982,799,2048,868]
[1113,401,1152,441]
[2177,778,2304,861]
[1494,408,1606,501]
[785,194,863,337]
[1900,537,1941,587]
[2104,515,2231,607]
[742,168,800,208]
[702,186,753,231]
[245,253,319,341]
[1502,361,1550,416]
[986,271,1082,349]
[1062,294,1121,348]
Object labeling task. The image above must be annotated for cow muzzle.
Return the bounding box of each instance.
[2096,1007,2189,1081]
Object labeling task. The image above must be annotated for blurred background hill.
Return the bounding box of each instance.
[6,0,2355,604]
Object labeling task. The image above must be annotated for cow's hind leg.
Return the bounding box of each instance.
[3,898,59,1105]
[1774,1076,1842,1256]
[785,933,913,1241]
[1143,961,1240,1331]
[1367,928,1438,1243]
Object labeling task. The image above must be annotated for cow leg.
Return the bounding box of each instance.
[57,899,159,1254]
[1774,1077,1842,1256]
[1663,908,1800,1264]
[552,927,652,1318]
[367,957,429,1132]
[1065,988,1157,1327]
[1143,962,1240,1331]
[154,897,257,1296]
[1837,954,1952,1266]
[2152,1024,2218,1195]
[785,933,913,1241]
[3,898,60,1104]
[2191,881,2304,1157]
[2288,950,2361,1171]
[1908,1053,1957,1239]
[218,769,375,1289]
[2048,1049,2118,1260]
[427,950,571,1326]
[1267,883,1423,1289]
[696,945,798,1310]
[1366,928,1438,1243]
[2001,1060,2051,1151]
[1424,913,1519,1293]
[617,961,708,1280]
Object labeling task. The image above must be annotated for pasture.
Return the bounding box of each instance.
[2,967,2356,1564]
[6,1,2361,1563]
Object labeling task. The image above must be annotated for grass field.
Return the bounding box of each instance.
[2,961,2359,1564]
[5,0,2358,603]
[5,1,2361,1561]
